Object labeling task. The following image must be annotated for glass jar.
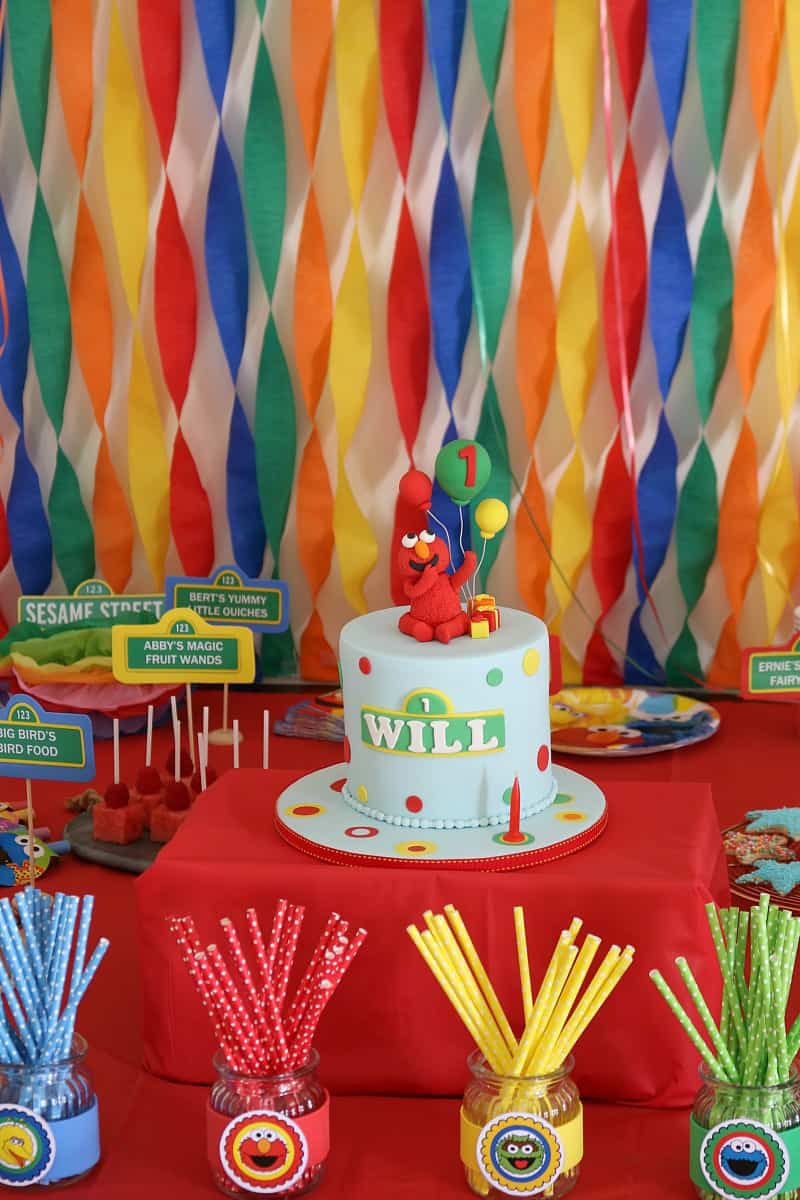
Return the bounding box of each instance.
[461,1051,582,1197]
[207,1049,329,1197]
[0,1034,100,1188]
[691,1066,800,1199]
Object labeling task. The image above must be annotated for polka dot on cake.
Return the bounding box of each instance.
[405,795,423,814]
[356,784,368,805]
[537,744,550,771]
[287,804,325,818]
[502,787,512,806]
[343,736,351,763]
[329,778,347,793]
[345,826,379,839]
[486,667,503,687]
[522,648,540,676]
[358,656,372,675]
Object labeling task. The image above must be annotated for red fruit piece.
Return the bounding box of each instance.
[104,782,130,810]
[190,765,218,794]
[165,747,194,778]
[135,765,162,796]
[165,781,191,812]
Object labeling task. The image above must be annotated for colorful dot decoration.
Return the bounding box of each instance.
[554,792,574,804]
[395,840,437,858]
[493,830,535,848]
[556,811,587,823]
[405,795,423,814]
[486,667,503,687]
[502,787,512,807]
[358,656,372,675]
[356,785,368,805]
[329,778,347,793]
[537,744,550,771]
[287,804,326,818]
[522,648,540,676]
[343,736,351,763]
[345,826,379,839]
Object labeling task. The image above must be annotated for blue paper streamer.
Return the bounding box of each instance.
[649,160,693,397]
[196,0,264,576]
[425,0,466,128]
[648,0,692,142]
[0,44,51,594]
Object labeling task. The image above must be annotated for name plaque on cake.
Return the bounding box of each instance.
[0,697,95,782]
[361,689,505,757]
[741,636,800,699]
[165,566,289,633]
[112,608,255,685]
[18,579,164,629]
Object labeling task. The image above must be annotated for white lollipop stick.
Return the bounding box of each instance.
[145,704,153,767]
[113,718,120,786]
[174,719,181,782]
[186,684,195,767]
[263,710,269,770]
[222,683,229,732]
[233,721,240,769]
[197,733,207,792]
[203,706,209,755]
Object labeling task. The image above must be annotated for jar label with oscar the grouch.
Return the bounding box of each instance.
[690,1115,800,1199]
[461,1108,583,1196]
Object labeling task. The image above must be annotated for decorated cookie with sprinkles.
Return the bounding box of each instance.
[723,830,793,866]
[736,860,800,898]
[746,809,800,839]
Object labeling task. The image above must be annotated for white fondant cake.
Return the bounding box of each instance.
[339,607,555,830]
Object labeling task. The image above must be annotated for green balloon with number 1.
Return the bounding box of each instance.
[434,439,491,505]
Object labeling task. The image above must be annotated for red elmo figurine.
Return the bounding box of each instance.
[397,527,477,643]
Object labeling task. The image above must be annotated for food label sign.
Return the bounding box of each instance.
[112,608,255,685]
[0,697,95,782]
[165,567,288,633]
[742,636,800,700]
[18,578,164,629]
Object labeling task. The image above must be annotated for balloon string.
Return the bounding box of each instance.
[599,0,668,648]
[428,507,455,572]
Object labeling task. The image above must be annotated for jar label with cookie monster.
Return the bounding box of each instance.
[690,1115,800,1199]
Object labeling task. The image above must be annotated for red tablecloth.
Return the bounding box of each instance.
[5,691,797,1197]
[137,768,728,1105]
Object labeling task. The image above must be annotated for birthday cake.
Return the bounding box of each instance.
[339,607,555,830]
[276,445,606,870]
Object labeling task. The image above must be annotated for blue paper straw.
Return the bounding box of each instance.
[45,938,109,1060]
[0,954,36,1061]
[16,891,45,986]
[44,893,65,985]
[46,897,78,1040]
[0,907,44,1042]
[68,896,93,1001]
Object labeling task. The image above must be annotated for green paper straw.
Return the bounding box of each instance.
[650,970,730,1081]
[743,992,766,1086]
[705,903,747,1052]
[675,957,739,1081]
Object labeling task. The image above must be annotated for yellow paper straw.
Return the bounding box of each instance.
[524,944,578,1073]
[421,928,512,1071]
[407,926,503,1071]
[444,905,517,1055]
[550,944,621,1063]
[510,933,570,1075]
[513,907,534,1024]
[530,935,601,1074]
[430,915,510,1046]
[556,948,635,1065]
[565,917,583,946]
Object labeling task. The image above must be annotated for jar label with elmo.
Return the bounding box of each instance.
[209,1098,330,1195]
[691,1115,800,1199]
[461,1107,583,1196]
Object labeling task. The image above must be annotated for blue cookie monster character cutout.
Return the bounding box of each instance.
[700,1119,788,1199]
[719,1136,769,1184]
[0,831,66,886]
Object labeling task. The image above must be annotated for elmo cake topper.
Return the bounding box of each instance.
[396,441,509,644]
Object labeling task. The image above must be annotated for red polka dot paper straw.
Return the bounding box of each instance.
[284,912,343,1039]
[203,946,266,1072]
[273,904,305,1013]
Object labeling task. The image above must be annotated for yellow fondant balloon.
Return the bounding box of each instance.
[475,498,509,540]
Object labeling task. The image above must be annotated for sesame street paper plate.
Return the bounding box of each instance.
[549,688,720,757]
[725,809,800,913]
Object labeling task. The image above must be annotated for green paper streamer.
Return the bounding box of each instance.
[470,0,509,95]
[245,14,296,676]
[470,378,511,590]
[666,443,718,686]
[244,35,286,297]
[692,193,733,425]
[470,112,513,364]
[8,0,95,589]
[696,0,740,169]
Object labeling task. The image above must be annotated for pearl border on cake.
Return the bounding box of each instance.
[340,777,557,830]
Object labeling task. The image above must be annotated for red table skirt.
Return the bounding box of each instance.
[137,768,728,1107]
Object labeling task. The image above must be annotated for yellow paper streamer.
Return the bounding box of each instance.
[334,0,378,210]
[554,0,598,180]
[329,237,377,613]
[549,207,596,674]
[103,3,169,584]
[788,1,800,122]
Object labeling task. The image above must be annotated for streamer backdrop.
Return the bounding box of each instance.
[0,0,796,687]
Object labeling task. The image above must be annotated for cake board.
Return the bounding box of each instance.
[275,763,605,870]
